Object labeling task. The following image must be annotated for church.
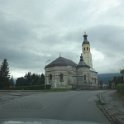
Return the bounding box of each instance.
[45,33,98,89]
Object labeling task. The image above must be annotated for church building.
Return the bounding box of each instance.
[45,33,98,89]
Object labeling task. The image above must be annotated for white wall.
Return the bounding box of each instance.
[45,66,76,88]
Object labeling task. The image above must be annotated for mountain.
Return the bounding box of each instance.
[98,73,121,82]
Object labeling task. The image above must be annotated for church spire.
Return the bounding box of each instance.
[80,53,83,61]
[82,32,93,68]
[83,32,88,41]
[77,53,90,68]
[83,32,89,44]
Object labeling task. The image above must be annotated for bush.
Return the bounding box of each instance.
[45,85,51,89]
[15,85,45,90]
[116,84,124,94]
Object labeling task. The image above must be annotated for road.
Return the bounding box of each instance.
[0,90,110,124]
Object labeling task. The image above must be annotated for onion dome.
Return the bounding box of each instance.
[82,32,90,45]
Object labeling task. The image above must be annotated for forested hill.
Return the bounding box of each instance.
[98,73,121,82]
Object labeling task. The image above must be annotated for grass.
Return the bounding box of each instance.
[43,88,72,92]
[114,91,124,102]
[116,83,124,94]
[8,85,72,92]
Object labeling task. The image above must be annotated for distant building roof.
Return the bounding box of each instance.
[45,57,77,68]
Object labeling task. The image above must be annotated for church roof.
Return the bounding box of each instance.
[45,56,77,68]
[77,54,90,68]
[90,68,97,73]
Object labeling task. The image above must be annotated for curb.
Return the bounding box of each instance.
[97,92,123,124]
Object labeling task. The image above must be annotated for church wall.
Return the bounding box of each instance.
[76,67,90,86]
[90,71,98,87]
[45,66,76,88]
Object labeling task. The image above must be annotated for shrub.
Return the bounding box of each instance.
[15,85,45,90]
[116,84,124,94]
[45,84,51,89]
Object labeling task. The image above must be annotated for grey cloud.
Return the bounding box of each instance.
[0,0,124,77]
[88,25,124,55]
[0,14,34,46]
[85,25,124,73]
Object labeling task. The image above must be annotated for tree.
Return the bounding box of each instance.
[16,72,45,89]
[120,69,124,83]
[9,76,15,87]
[16,77,26,86]
[0,59,10,89]
[24,72,32,86]
[40,73,45,84]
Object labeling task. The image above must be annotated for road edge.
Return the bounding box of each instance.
[96,92,122,124]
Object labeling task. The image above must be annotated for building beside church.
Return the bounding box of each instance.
[45,33,98,89]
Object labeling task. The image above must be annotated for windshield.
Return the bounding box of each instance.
[0,0,124,124]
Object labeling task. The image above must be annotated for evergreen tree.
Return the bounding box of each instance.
[24,72,32,85]
[16,72,45,88]
[40,73,45,84]
[16,77,26,86]
[120,69,124,83]
[0,59,10,89]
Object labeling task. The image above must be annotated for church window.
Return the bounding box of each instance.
[60,73,64,82]
[84,75,86,80]
[49,74,52,80]
[94,78,96,83]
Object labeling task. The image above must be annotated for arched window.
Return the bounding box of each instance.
[84,48,85,51]
[87,47,88,50]
[49,74,52,80]
[60,73,64,82]
[84,75,86,80]
[94,78,96,83]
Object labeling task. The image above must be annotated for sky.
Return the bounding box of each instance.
[0,0,124,78]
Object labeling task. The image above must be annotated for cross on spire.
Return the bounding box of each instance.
[80,53,83,61]
[59,52,61,57]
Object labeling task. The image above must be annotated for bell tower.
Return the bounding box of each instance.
[82,32,93,68]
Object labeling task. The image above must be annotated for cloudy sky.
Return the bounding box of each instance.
[0,0,124,78]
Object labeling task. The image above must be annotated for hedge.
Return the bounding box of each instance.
[13,85,46,90]
[116,84,124,94]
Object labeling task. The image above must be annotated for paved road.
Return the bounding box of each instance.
[0,90,110,124]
